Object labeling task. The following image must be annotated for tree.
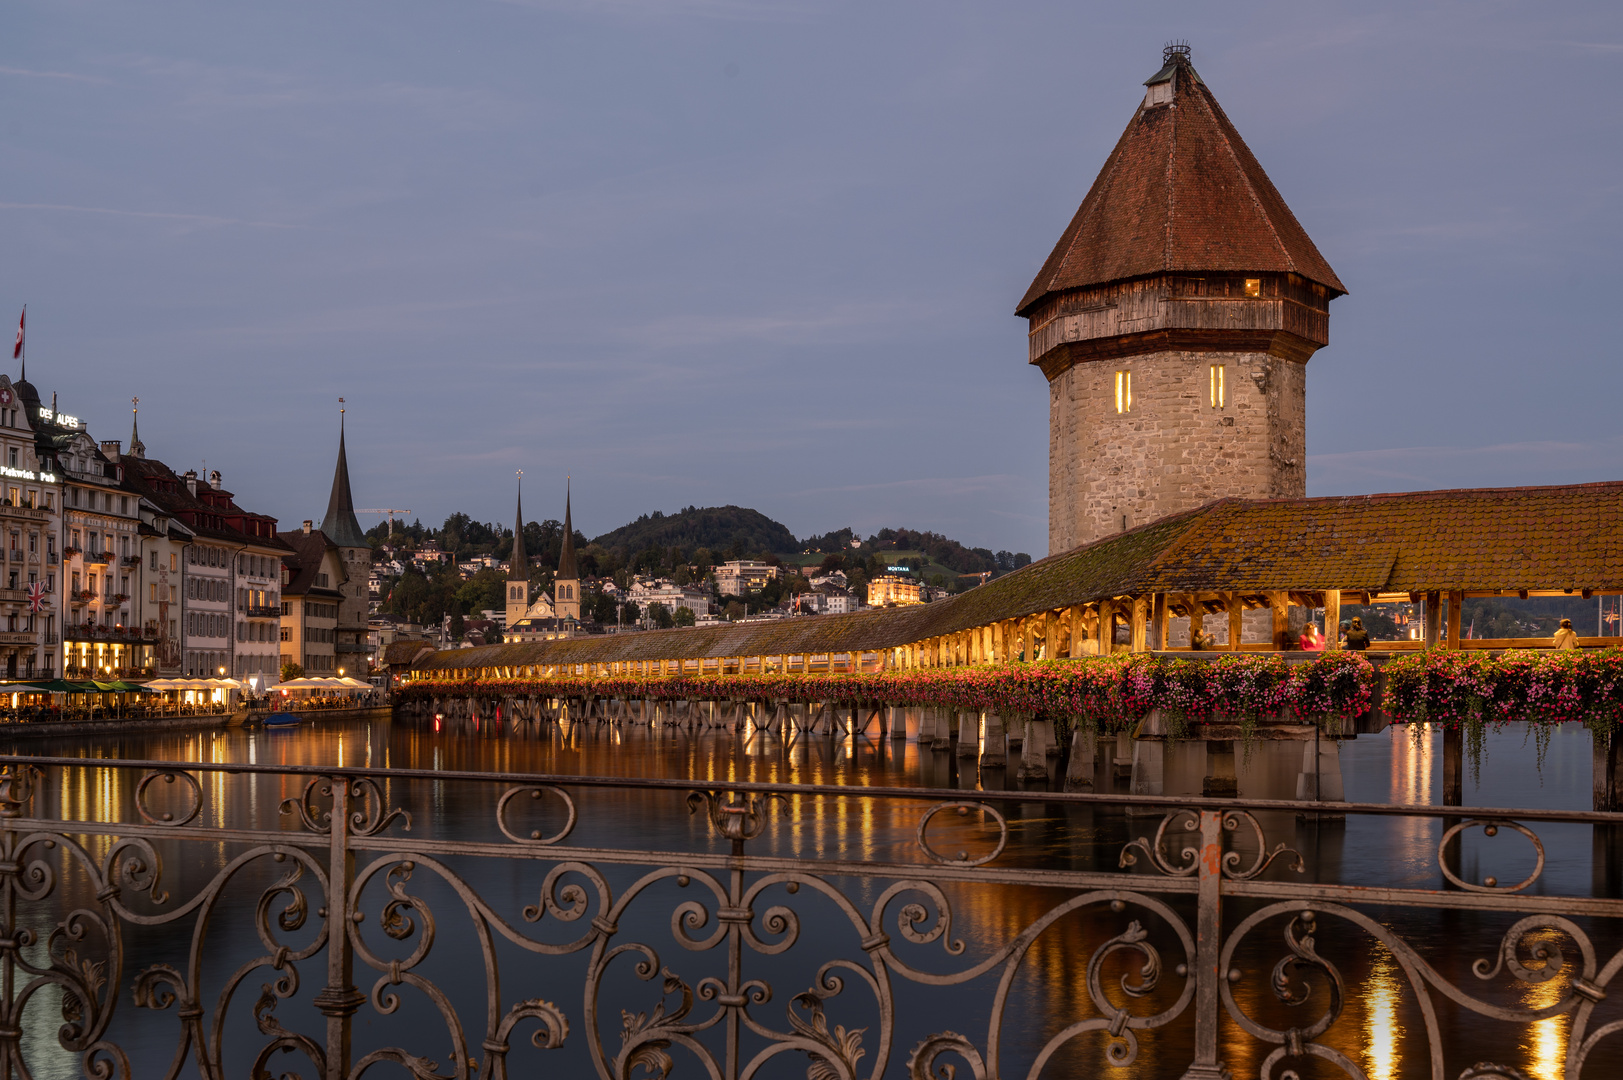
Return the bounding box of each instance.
[647,602,674,630]
[455,568,506,616]
[724,600,746,621]
[673,606,696,627]
[449,612,466,640]
[281,661,305,681]
[586,588,618,625]
[619,600,641,625]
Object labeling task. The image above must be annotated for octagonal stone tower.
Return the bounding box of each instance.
[1020,45,1345,555]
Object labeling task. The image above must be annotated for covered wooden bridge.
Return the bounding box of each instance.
[411,480,1623,683]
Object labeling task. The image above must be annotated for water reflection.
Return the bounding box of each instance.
[0,716,1617,1078]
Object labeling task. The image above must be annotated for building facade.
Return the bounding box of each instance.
[0,375,62,678]
[716,560,777,596]
[867,575,921,607]
[1019,45,1344,554]
[279,525,346,675]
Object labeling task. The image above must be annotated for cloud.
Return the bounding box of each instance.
[1309,435,1623,494]
[614,302,929,348]
[0,202,296,229]
[486,0,817,22]
[0,66,109,84]
[789,474,1027,499]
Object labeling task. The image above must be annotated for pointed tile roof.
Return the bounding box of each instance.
[509,481,528,582]
[320,413,369,549]
[557,481,578,579]
[1017,46,1345,317]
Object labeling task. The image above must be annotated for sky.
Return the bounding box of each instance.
[2,1,1620,558]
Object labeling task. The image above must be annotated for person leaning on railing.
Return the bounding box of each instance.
[1553,619,1580,650]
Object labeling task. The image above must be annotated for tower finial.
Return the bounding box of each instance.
[129,395,145,458]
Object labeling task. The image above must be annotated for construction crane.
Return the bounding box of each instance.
[356,509,413,539]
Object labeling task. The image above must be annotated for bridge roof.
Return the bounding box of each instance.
[416,480,1623,670]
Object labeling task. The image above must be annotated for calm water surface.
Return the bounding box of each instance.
[3,716,1617,1078]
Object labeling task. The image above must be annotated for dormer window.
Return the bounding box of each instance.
[1144,80,1173,108]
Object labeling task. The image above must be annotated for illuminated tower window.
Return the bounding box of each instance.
[1115,371,1132,413]
[1210,364,1226,408]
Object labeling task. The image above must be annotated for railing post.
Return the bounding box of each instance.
[314,778,363,1080]
[1182,808,1228,1080]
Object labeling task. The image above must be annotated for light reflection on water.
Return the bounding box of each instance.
[2,716,1619,1078]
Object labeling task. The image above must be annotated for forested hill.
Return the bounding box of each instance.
[591,506,798,560]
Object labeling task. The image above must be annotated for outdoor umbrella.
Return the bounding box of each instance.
[105,680,155,693]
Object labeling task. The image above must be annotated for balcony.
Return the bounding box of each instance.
[0,503,49,522]
[63,624,157,645]
[85,551,111,566]
[245,604,280,618]
[120,555,142,568]
[43,633,58,646]
[46,551,58,566]
[7,550,22,563]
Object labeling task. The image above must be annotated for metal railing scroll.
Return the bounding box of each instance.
[0,754,1618,1078]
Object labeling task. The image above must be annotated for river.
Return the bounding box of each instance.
[2,715,1617,1078]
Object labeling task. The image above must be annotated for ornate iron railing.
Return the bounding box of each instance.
[0,754,1620,1078]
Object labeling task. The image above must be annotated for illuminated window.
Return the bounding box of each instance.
[1210,364,1226,408]
[1114,371,1132,414]
[1244,278,1261,297]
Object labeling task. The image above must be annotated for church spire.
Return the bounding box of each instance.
[557,478,578,579]
[319,399,368,548]
[509,471,528,582]
[129,396,146,458]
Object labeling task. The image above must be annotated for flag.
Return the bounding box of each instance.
[11,308,21,360]
[27,582,45,613]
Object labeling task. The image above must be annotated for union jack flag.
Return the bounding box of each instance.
[27,582,45,612]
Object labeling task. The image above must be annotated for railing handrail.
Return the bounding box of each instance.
[4,752,1619,825]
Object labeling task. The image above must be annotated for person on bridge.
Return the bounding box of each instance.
[1299,623,1325,651]
[1344,617,1370,651]
[1553,619,1580,650]
[1189,623,1217,650]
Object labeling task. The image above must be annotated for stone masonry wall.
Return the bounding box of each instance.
[1047,350,1306,553]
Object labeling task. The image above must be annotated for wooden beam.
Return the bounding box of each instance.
[1044,611,1058,661]
[1226,591,1243,651]
[1097,600,1115,654]
[1131,596,1148,652]
[1424,591,1442,648]
[1270,592,1289,651]
[1446,590,1463,650]
[1324,590,1341,650]
[1152,593,1168,650]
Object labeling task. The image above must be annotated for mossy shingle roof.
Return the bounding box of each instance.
[418,482,1623,671]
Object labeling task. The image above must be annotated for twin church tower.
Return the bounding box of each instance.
[1023,44,1344,554]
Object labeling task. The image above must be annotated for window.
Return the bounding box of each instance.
[150,584,158,602]
[43,493,51,510]
[1114,371,1132,414]
[150,551,158,570]
[6,449,14,467]
[280,627,291,641]
[1244,278,1261,297]
[170,554,177,571]
[120,496,128,514]
[71,531,80,549]
[1210,364,1226,409]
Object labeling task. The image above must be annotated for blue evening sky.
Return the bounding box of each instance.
[3,1,1619,556]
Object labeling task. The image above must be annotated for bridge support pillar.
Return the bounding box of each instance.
[1065,726,1095,790]
[888,707,906,739]
[980,714,1006,768]
[1017,717,1048,781]
[957,711,979,757]
[931,709,952,751]
[1127,735,1165,815]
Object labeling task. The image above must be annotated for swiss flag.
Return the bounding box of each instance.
[11,308,21,360]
